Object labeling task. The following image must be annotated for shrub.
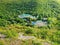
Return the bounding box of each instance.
[5,30,18,38]
[25,29,34,34]
[0,19,10,26]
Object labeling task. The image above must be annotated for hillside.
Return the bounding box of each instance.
[0,0,60,45]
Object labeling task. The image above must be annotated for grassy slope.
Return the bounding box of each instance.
[0,24,60,45]
[0,0,60,45]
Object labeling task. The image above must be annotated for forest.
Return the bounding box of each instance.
[0,0,60,45]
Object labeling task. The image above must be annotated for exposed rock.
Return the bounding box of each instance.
[0,34,6,38]
[18,33,36,40]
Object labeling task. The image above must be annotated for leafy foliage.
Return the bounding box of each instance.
[0,0,60,45]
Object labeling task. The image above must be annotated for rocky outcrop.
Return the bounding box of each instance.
[18,33,36,40]
[0,34,6,38]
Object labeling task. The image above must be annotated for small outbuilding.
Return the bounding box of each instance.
[32,20,47,27]
[18,14,37,20]
[18,14,47,27]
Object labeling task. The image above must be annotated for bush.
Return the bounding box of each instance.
[0,19,10,26]
[5,30,18,38]
[25,29,34,34]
